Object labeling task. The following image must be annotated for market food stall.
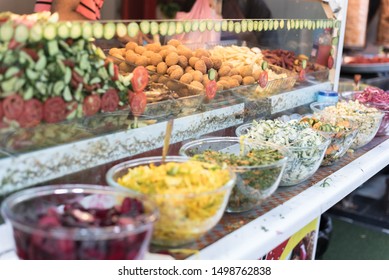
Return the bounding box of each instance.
[1,0,388,260]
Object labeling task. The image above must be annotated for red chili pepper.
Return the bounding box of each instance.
[131,66,149,93]
[130,91,147,117]
[205,80,217,100]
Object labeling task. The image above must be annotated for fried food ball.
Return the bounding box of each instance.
[146,65,156,72]
[243,76,256,85]
[252,69,261,81]
[228,79,240,88]
[177,45,193,59]
[170,67,184,80]
[167,65,181,75]
[135,55,149,67]
[194,48,210,58]
[157,62,168,75]
[167,39,181,47]
[229,68,240,76]
[142,50,155,58]
[134,45,146,55]
[216,81,224,91]
[231,75,243,84]
[217,80,230,90]
[190,80,204,89]
[192,70,203,82]
[145,42,161,52]
[125,41,138,51]
[159,49,169,60]
[239,65,253,77]
[185,66,194,73]
[194,60,207,74]
[150,74,159,83]
[211,57,223,70]
[150,53,163,66]
[165,52,179,67]
[218,65,231,77]
[201,56,214,70]
[180,73,194,84]
[178,55,188,69]
[161,45,177,52]
[109,48,122,56]
[202,74,211,87]
[110,53,125,64]
[189,57,200,68]
[119,62,132,73]
[125,50,138,64]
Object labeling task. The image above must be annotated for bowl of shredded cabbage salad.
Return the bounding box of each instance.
[236,119,330,186]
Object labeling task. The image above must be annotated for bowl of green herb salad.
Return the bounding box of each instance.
[179,137,288,213]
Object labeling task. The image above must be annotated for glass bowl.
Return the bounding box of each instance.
[179,137,288,213]
[0,184,158,260]
[106,156,236,247]
[300,116,359,166]
[309,101,338,114]
[235,120,330,186]
[340,91,389,136]
[310,101,384,149]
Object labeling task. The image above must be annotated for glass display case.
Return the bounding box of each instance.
[2,0,389,261]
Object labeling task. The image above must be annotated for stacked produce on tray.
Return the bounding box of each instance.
[0,12,149,130]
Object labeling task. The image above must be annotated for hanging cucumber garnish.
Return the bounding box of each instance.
[127,22,139,38]
[140,20,150,34]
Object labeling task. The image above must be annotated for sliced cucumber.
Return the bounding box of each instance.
[29,24,43,42]
[291,20,295,29]
[247,20,254,32]
[287,20,291,30]
[268,20,273,30]
[127,22,140,38]
[258,21,263,31]
[167,21,176,36]
[116,22,127,38]
[103,22,116,40]
[1,76,18,93]
[23,86,34,100]
[14,78,25,92]
[214,21,221,32]
[206,20,214,31]
[140,21,150,34]
[199,20,207,32]
[308,20,313,30]
[5,67,19,79]
[304,19,308,28]
[253,21,258,31]
[47,40,59,56]
[295,20,299,29]
[26,69,40,80]
[176,21,184,34]
[62,86,72,101]
[150,21,159,35]
[159,21,168,36]
[43,23,57,40]
[35,55,47,71]
[15,24,29,43]
[53,80,65,96]
[300,20,304,29]
[279,20,285,29]
[64,67,72,84]
[57,22,70,39]
[82,22,93,39]
[312,21,316,30]
[191,20,199,32]
[273,20,279,30]
[228,21,234,32]
[184,21,191,33]
[234,22,241,34]
[92,22,104,39]
[241,20,247,32]
[70,22,82,39]
[0,22,14,42]
[221,20,228,32]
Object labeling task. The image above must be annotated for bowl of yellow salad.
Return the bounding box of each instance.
[106,156,236,247]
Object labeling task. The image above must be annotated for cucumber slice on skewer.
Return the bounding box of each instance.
[221,20,228,31]
[159,22,168,36]
[116,22,127,38]
[15,25,29,43]
[258,21,263,31]
[234,22,241,34]
[43,23,57,40]
[206,20,214,31]
[70,22,82,39]
[92,22,104,39]
[274,20,279,30]
[279,20,285,29]
[214,21,221,32]
[191,20,199,32]
[247,20,254,31]
[140,21,150,34]
[0,22,14,42]
[127,22,139,38]
[150,21,159,35]
[199,20,207,32]
[29,24,43,42]
[241,20,247,32]
[184,21,191,33]
[103,22,116,40]
[82,22,93,39]
[57,22,70,39]
[168,21,176,36]
[176,21,184,34]
[228,21,234,32]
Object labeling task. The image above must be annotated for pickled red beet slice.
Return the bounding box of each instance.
[258,71,268,88]
[205,80,217,100]
[131,66,149,93]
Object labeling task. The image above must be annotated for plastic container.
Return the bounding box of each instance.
[179,137,288,213]
[317,90,339,103]
[106,156,236,247]
[1,185,158,260]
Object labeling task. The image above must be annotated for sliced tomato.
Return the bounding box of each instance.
[3,94,24,120]
[299,69,306,82]
[83,95,101,116]
[18,99,43,128]
[130,91,147,117]
[101,89,119,112]
[327,55,334,69]
[43,96,67,123]
[131,66,149,93]
[205,80,217,100]
[258,71,268,88]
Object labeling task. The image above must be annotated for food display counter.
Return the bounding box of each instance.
[3,0,388,261]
